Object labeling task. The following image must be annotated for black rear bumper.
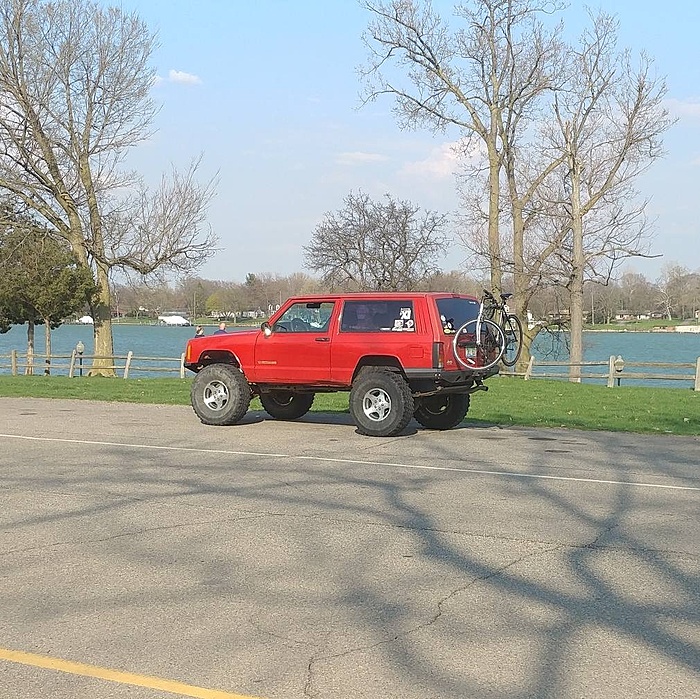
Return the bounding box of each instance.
[404,365,499,396]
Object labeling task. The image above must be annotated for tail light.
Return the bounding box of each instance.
[432,341,444,369]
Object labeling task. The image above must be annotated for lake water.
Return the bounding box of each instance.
[0,322,698,387]
[528,330,699,388]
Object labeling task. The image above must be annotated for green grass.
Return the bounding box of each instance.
[0,376,193,404]
[0,375,697,436]
[587,319,698,331]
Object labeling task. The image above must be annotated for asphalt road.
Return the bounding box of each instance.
[0,398,698,699]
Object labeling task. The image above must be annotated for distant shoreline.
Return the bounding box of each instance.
[583,327,700,334]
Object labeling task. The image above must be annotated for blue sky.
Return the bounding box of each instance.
[120,0,700,283]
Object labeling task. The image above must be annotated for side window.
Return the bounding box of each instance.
[273,302,335,333]
[340,300,415,332]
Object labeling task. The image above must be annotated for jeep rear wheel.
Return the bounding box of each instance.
[349,369,414,437]
[191,364,251,426]
[414,394,470,430]
[260,391,315,420]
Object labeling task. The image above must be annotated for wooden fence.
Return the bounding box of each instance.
[2,350,699,390]
[0,350,186,379]
[504,354,700,391]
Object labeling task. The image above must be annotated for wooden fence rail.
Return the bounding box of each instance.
[0,350,186,379]
[2,351,699,390]
[510,355,700,391]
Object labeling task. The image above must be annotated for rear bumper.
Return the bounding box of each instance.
[404,365,499,395]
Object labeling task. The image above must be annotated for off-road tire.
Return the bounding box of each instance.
[414,394,470,430]
[191,364,251,426]
[260,391,315,420]
[349,368,414,437]
[501,314,523,367]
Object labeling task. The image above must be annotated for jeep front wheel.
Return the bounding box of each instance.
[260,391,315,420]
[349,369,414,437]
[414,394,470,430]
[191,364,251,426]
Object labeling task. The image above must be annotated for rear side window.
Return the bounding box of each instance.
[340,300,415,332]
[435,298,480,335]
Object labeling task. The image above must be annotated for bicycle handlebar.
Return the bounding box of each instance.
[482,290,512,306]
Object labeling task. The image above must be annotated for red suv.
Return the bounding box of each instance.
[184,293,498,437]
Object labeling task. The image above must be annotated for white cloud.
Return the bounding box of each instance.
[665,98,700,120]
[336,151,389,165]
[168,69,202,85]
[401,139,486,180]
[401,141,470,180]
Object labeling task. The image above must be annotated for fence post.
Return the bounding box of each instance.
[695,357,700,392]
[180,352,186,379]
[124,351,133,379]
[607,355,616,388]
[68,349,76,378]
[11,349,17,376]
[524,356,534,381]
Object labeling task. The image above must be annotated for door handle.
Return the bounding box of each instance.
[315,337,330,342]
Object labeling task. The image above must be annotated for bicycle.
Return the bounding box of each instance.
[452,290,523,370]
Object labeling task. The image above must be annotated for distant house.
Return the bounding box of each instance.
[241,309,265,319]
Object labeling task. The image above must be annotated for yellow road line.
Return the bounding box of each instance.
[0,647,264,699]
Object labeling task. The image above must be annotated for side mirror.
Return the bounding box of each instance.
[261,321,272,337]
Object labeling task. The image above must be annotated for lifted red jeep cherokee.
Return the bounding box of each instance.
[184,292,499,437]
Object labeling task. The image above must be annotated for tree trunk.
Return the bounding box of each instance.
[569,282,584,381]
[25,321,35,376]
[568,156,585,383]
[90,259,116,376]
[44,319,52,375]
[520,325,542,374]
[487,143,503,296]
[510,184,530,370]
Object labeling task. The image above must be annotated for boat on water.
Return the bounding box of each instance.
[157,315,191,326]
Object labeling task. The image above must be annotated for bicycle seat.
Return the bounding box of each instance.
[500,292,513,301]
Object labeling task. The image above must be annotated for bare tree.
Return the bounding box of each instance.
[362,1,671,374]
[656,264,700,321]
[361,0,565,361]
[419,269,482,295]
[544,10,671,379]
[0,0,217,374]
[303,191,448,291]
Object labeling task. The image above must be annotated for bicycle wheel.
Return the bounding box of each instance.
[501,314,523,367]
[452,318,505,370]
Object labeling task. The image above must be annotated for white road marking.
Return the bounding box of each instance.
[1,433,698,492]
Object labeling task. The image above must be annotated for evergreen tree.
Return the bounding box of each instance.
[0,208,97,374]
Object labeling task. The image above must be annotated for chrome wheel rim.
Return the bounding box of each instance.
[203,380,230,411]
[361,388,392,422]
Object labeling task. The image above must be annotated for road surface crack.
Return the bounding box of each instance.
[301,543,563,698]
